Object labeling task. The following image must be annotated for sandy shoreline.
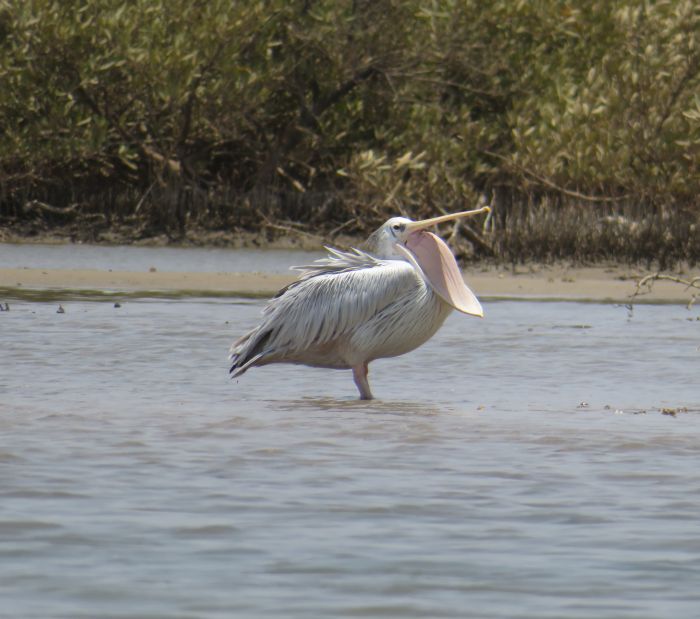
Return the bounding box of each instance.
[0,265,695,303]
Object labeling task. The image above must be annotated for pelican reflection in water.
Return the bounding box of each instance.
[230,206,489,399]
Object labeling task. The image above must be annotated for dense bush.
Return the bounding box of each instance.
[1,0,699,263]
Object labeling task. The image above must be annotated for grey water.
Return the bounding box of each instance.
[2,254,700,618]
[0,242,323,273]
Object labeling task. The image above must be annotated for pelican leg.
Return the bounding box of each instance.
[352,363,374,400]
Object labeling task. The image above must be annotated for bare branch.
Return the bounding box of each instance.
[23,200,78,218]
[631,272,700,309]
[482,149,629,203]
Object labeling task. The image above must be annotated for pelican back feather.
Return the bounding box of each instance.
[229,247,430,374]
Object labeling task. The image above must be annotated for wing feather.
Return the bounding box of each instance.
[230,249,419,373]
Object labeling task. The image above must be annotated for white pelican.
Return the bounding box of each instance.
[230,206,489,399]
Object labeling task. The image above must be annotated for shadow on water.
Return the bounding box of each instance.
[273,396,449,417]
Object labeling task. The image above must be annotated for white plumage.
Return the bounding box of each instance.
[230,207,489,399]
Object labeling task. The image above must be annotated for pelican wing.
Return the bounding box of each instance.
[230,248,418,374]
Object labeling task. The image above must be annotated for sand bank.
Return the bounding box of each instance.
[0,264,695,304]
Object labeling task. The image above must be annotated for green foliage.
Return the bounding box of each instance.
[1,0,699,261]
[509,1,700,202]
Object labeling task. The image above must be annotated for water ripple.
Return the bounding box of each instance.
[1,298,699,618]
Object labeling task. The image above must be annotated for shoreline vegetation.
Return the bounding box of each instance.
[1,1,700,267]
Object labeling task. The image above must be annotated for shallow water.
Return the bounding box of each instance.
[2,293,700,618]
[0,242,322,273]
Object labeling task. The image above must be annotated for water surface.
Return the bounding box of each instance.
[1,287,699,618]
[0,242,323,273]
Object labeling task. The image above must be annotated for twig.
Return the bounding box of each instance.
[261,216,325,243]
[447,220,461,244]
[275,166,306,193]
[482,149,629,203]
[631,272,700,309]
[134,181,156,214]
[328,218,357,237]
[23,200,79,218]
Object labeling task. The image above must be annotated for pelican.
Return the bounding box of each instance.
[229,206,489,399]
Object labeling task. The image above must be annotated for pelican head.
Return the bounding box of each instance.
[364,206,490,259]
[363,205,490,317]
[363,216,414,259]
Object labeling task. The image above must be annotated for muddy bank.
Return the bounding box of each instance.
[0,263,694,304]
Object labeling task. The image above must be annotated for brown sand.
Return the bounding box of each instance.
[0,264,694,303]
